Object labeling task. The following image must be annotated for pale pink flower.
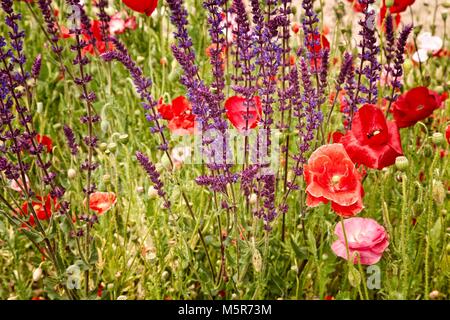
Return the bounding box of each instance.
[9,175,30,193]
[331,217,389,265]
[109,14,126,34]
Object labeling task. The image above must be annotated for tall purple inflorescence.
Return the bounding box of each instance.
[0,0,64,199]
[353,0,381,110]
[37,0,63,54]
[136,151,170,209]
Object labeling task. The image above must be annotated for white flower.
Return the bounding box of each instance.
[417,32,443,54]
[412,49,429,63]
[171,146,192,165]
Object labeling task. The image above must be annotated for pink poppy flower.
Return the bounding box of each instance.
[331,217,389,265]
[85,192,117,215]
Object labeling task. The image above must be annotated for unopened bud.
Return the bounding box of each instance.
[107,142,117,152]
[432,180,445,205]
[252,248,262,273]
[36,102,43,114]
[249,193,257,205]
[160,57,168,66]
[136,186,144,194]
[99,143,108,152]
[161,270,170,280]
[32,266,43,282]
[103,174,111,184]
[148,186,158,198]
[429,290,440,299]
[431,132,444,145]
[395,156,409,171]
[68,168,77,179]
[119,134,129,143]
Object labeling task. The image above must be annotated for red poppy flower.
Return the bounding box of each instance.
[158,96,196,135]
[225,96,262,132]
[168,113,196,135]
[86,192,117,215]
[446,125,450,144]
[122,0,158,16]
[340,104,403,170]
[346,0,366,12]
[20,195,59,226]
[392,86,446,128]
[36,134,53,153]
[304,144,364,217]
[382,0,415,14]
[82,20,114,56]
[328,131,344,144]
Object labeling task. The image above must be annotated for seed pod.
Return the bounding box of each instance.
[68,168,77,179]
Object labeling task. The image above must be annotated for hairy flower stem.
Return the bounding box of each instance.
[71,32,96,295]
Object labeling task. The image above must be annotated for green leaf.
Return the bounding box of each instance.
[21,228,44,244]
[290,235,308,260]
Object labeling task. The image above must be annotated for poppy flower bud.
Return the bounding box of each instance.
[291,6,297,15]
[68,168,77,179]
[429,290,440,299]
[395,156,409,171]
[107,142,117,152]
[99,143,108,152]
[291,22,300,34]
[103,174,111,184]
[136,186,144,194]
[249,193,257,205]
[160,57,168,66]
[33,266,43,282]
[385,0,395,8]
[53,123,62,130]
[36,102,43,114]
[161,270,170,280]
[432,180,445,205]
[148,186,158,198]
[119,134,129,143]
[431,132,444,145]
[101,120,110,132]
[252,248,262,273]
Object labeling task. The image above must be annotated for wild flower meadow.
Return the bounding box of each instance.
[0,0,449,300]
